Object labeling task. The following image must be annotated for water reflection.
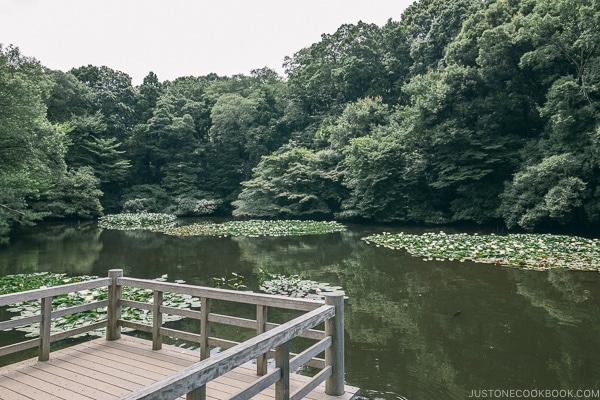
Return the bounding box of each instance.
[0,221,599,399]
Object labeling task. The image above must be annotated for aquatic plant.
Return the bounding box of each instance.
[257,269,344,300]
[160,219,346,237]
[363,232,600,271]
[1,273,198,337]
[98,212,177,230]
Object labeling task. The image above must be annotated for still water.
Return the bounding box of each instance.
[1,220,599,400]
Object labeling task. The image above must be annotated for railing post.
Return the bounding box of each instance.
[38,296,52,361]
[152,290,163,350]
[275,341,290,400]
[186,385,206,400]
[325,293,345,396]
[107,269,123,341]
[256,304,268,375]
[200,297,211,360]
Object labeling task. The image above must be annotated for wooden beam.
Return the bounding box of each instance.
[107,269,123,341]
[38,296,52,361]
[325,293,345,396]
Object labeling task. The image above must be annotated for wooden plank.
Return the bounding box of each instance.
[290,366,331,400]
[18,365,115,399]
[2,368,93,399]
[161,306,201,320]
[289,336,332,371]
[160,327,201,343]
[266,323,325,341]
[49,321,106,342]
[209,313,256,329]
[29,360,128,397]
[228,368,281,400]
[0,278,111,307]
[42,355,142,392]
[119,319,152,332]
[0,374,65,400]
[72,342,183,374]
[0,338,40,358]
[52,299,109,319]
[120,299,153,310]
[0,314,41,331]
[48,349,156,388]
[0,384,33,400]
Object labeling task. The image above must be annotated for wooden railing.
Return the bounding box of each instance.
[0,277,111,361]
[0,269,345,400]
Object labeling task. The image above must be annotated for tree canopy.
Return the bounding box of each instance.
[1,0,599,242]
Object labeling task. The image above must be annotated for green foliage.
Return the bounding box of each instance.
[500,154,587,230]
[98,212,176,230]
[363,231,600,271]
[160,219,346,237]
[233,148,346,218]
[33,166,104,218]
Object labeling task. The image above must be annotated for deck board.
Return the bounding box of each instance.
[0,335,359,400]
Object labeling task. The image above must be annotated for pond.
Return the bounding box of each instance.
[0,220,599,400]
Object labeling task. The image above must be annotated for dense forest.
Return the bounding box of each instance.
[1,0,599,244]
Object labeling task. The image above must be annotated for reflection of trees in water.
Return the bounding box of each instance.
[96,229,257,285]
[512,269,594,325]
[510,269,600,389]
[0,222,102,276]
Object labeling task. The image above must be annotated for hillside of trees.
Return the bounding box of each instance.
[1,0,599,244]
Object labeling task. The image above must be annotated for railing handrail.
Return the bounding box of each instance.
[0,277,111,306]
[120,303,335,400]
[117,277,324,311]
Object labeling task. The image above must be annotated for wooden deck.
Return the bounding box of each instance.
[0,335,359,400]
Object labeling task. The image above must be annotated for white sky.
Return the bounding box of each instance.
[1,0,414,85]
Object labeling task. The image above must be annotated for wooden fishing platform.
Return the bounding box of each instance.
[0,270,359,400]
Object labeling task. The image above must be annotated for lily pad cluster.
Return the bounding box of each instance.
[160,219,346,237]
[257,269,343,300]
[1,273,199,337]
[363,232,600,271]
[98,212,177,230]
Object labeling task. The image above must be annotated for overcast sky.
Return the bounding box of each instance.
[1,0,414,85]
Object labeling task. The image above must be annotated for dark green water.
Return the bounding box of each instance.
[1,220,599,400]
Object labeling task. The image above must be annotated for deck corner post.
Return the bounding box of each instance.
[107,269,123,341]
[325,293,345,396]
[38,296,52,361]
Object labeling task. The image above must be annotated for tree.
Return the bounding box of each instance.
[500,154,587,230]
[284,22,389,118]
[233,147,346,218]
[0,45,68,243]
[32,166,103,219]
